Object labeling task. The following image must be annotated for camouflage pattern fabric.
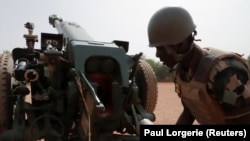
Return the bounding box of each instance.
[208,57,249,112]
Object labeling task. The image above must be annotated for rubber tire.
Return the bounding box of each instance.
[0,53,14,133]
[135,59,158,113]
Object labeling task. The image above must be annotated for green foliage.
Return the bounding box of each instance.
[2,50,11,54]
[247,54,250,65]
[145,58,172,82]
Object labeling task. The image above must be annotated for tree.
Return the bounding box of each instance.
[2,50,10,54]
[145,58,172,82]
[247,54,250,65]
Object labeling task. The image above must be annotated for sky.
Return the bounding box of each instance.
[1,0,250,61]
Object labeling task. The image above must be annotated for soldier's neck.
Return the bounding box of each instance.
[179,43,204,81]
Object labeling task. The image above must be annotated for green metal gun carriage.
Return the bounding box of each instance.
[0,15,158,141]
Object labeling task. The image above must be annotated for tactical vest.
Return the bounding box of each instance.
[174,47,250,124]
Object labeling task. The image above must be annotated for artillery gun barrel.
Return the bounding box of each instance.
[49,15,94,41]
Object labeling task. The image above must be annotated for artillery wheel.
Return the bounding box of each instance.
[135,59,158,113]
[0,53,14,132]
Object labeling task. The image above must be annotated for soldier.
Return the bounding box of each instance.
[147,6,250,124]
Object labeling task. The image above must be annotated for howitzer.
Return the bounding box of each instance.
[0,15,158,141]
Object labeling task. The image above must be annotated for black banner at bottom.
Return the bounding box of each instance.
[140,125,250,141]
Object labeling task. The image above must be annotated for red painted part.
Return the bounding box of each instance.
[88,74,113,118]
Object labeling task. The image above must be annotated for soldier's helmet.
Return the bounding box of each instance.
[147,6,196,47]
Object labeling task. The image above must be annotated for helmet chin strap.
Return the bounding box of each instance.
[165,44,194,62]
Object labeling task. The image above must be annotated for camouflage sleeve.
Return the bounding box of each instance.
[208,57,250,112]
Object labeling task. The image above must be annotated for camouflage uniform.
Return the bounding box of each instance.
[146,6,250,124]
[173,47,250,124]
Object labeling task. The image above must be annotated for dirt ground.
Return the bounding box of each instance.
[153,82,198,125]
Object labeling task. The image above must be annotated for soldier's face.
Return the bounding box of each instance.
[155,38,193,65]
[155,46,177,68]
